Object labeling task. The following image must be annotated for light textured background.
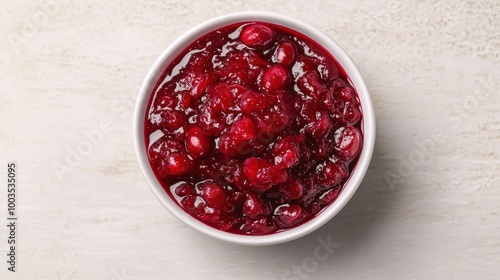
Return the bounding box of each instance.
[1,0,499,279]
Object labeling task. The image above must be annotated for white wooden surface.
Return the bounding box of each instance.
[1,1,499,279]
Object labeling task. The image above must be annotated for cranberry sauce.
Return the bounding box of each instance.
[144,22,363,235]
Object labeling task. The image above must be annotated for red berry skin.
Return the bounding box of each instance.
[198,106,226,136]
[237,90,278,114]
[245,217,276,235]
[319,186,341,205]
[148,137,183,163]
[342,102,362,125]
[174,182,195,197]
[251,105,290,143]
[219,116,257,157]
[240,24,275,48]
[273,40,296,66]
[315,160,348,188]
[198,181,227,209]
[243,158,288,192]
[149,137,193,177]
[334,126,362,161]
[278,177,304,199]
[180,195,197,214]
[272,137,300,168]
[158,153,193,177]
[275,204,306,228]
[185,125,213,159]
[243,193,270,218]
[149,110,185,131]
[177,71,216,101]
[338,86,356,103]
[297,71,328,99]
[260,65,291,92]
[306,112,333,139]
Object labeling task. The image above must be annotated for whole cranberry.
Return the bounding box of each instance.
[275,204,306,228]
[174,182,195,197]
[240,24,275,48]
[243,158,288,192]
[185,125,213,159]
[198,181,227,209]
[260,65,291,92]
[243,192,270,218]
[272,137,300,168]
[315,159,348,188]
[273,40,296,65]
[334,126,362,161]
[158,153,193,177]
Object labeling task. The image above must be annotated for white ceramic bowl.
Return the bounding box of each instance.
[134,11,375,246]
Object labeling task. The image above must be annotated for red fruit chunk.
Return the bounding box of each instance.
[272,137,300,168]
[278,177,304,199]
[197,205,222,226]
[180,195,197,213]
[251,105,290,143]
[297,71,328,99]
[315,160,348,188]
[155,153,193,177]
[298,178,321,207]
[198,106,226,136]
[240,24,275,48]
[292,56,321,78]
[338,86,356,103]
[186,50,211,73]
[217,214,238,231]
[237,91,278,113]
[243,158,288,192]
[297,99,322,124]
[219,116,257,157]
[317,58,339,82]
[273,40,296,65]
[198,181,226,209]
[293,55,338,82]
[185,125,213,159]
[260,65,291,92]
[319,186,341,205]
[148,136,183,163]
[243,193,270,218]
[153,84,178,109]
[306,112,333,138]
[149,110,186,131]
[174,182,195,197]
[342,102,362,125]
[310,137,334,160]
[205,83,241,113]
[177,72,215,100]
[275,204,305,228]
[306,202,321,215]
[334,126,362,161]
[226,191,245,213]
[246,217,276,235]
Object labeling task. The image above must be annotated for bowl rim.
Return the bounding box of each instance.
[133,11,376,246]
